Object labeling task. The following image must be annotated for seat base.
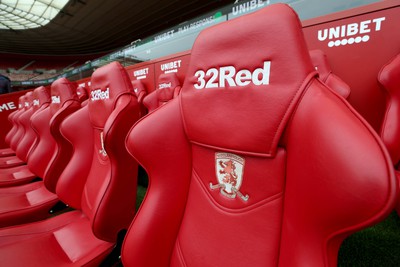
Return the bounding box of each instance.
[0,181,59,227]
[0,210,114,266]
[0,148,16,157]
[0,165,37,187]
[0,156,25,169]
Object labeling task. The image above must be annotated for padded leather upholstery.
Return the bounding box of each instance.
[0,92,41,168]
[83,61,140,241]
[379,53,400,166]
[0,79,80,227]
[0,61,140,266]
[0,87,51,188]
[0,96,25,156]
[378,53,400,213]
[143,73,181,113]
[131,79,148,116]
[76,85,89,106]
[44,78,81,192]
[28,78,80,190]
[16,86,51,162]
[8,93,32,153]
[122,4,397,267]
[310,49,351,99]
[132,79,147,103]
[56,105,92,209]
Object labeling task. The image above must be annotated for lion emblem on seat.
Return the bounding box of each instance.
[210,152,249,201]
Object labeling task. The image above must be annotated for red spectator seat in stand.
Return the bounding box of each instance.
[0,96,26,157]
[7,93,32,157]
[310,49,351,99]
[0,61,140,266]
[0,78,81,227]
[0,92,38,168]
[76,85,89,106]
[143,72,181,113]
[27,78,80,186]
[0,87,51,188]
[122,4,397,267]
[15,87,51,162]
[131,79,148,117]
[377,53,400,213]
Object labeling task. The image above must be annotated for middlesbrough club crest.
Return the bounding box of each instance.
[209,152,249,202]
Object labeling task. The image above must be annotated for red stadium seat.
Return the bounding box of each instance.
[0,89,51,167]
[15,87,51,163]
[0,87,51,187]
[377,53,400,213]
[0,78,80,226]
[122,4,397,267]
[132,79,147,103]
[0,61,140,266]
[0,93,34,167]
[143,72,181,113]
[8,94,32,152]
[0,96,25,157]
[76,85,89,106]
[310,49,351,99]
[131,79,148,117]
[27,78,80,187]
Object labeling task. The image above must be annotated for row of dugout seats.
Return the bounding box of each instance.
[0,3,398,266]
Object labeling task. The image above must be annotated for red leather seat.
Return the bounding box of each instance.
[0,87,51,187]
[0,61,140,266]
[76,85,89,106]
[0,96,25,157]
[15,87,51,163]
[7,94,29,152]
[131,79,148,117]
[0,89,52,168]
[377,53,400,213]
[310,49,351,99]
[143,72,181,113]
[0,93,35,168]
[0,79,81,227]
[122,4,397,267]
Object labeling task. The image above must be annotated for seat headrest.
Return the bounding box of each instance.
[76,85,89,102]
[50,78,78,115]
[24,92,33,109]
[32,86,50,108]
[378,53,400,94]
[18,95,24,109]
[309,49,351,99]
[181,3,316,156]
[131,80,147,97]
[89,61,135,128]
[156,73,181,102]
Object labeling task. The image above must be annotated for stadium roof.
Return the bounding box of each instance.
[0,0,232,55]
[0,0,69,30]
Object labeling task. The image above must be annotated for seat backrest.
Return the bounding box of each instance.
[122,4,397,267]
[4,95,25,145]
[9,93,32,150]
[57,61,140,242]
[15,86,51,161]
[131,79,147,103]
[76,85,89,106]
[44,78,81,192]
[131,79,148,117]
[27,78,80,191]
[310,49,351,99]
[57,104,93,209]
[378,53,400,166]
[143,73,181,113]
[378,53,400,213]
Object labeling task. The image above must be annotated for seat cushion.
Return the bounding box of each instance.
[0,211,114,266]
